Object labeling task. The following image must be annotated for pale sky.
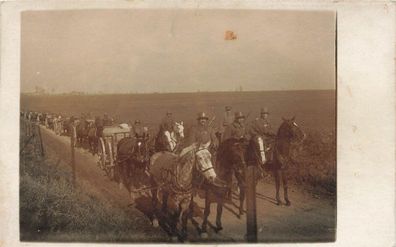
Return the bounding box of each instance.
[21,9,335,93]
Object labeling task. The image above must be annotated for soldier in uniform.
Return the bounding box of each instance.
[248,107,276,171]
[131,120,148,138]
[249,107,274,137]
[222,111,249,141]
[159,111,175,133]
[103,113,113,126]
[187,112,219,152]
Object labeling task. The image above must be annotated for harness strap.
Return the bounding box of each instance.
[199,166,214,173]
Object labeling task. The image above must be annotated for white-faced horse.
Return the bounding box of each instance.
[148,142,218,241]
[155,121,184,153]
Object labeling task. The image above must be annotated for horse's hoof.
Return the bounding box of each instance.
[201,232,208,239]
[285,201,291,206]
[152,219,159,228]
[171,236,179,242]
[215,226,223,233]
[276,200,282,206]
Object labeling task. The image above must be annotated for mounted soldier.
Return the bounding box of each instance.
[222,111,250,141]
[248,107,276,161]
[159,111,175,133]
[187,112,219,154]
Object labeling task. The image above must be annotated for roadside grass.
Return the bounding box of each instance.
[19,139,164,242]
[291,130,336,196]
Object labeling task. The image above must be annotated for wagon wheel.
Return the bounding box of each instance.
[107,141,115,180]
[97,137,106,170]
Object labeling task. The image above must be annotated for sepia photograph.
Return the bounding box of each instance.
[19,8,337,243]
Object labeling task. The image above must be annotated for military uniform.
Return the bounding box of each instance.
[249,118,272,137]
[131,120,148,138]
[159,111,175,132]
[187,112,219,149]
[248,107,275,164]
[188,124,219,148]
[222,112,249,141]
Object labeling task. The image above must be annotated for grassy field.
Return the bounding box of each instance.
[21,90,335,133]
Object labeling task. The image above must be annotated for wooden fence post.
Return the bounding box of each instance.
[246,165,258,242]
[70,125,76,188]
[36,124,45,157]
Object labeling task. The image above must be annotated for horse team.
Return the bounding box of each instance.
[21,109,305,241]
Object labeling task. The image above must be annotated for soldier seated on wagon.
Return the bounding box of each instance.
[131,120,150,140]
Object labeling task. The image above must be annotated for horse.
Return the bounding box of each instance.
[117,134,151,203]
[148,143,218,241]
[87,122,98,154]
[76,119,89,147]
[155,121,185,153]
[47,115,55,130]
[197,136,256,238]
[264,116,305,206]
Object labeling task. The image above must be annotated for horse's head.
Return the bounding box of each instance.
[173,121,184,139]
[133,137,150,166]
[278,117,306,143]
[195,148,216,182]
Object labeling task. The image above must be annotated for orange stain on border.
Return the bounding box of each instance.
[224,30,237,40]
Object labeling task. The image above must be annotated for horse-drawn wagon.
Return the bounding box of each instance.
[97,124,131,179]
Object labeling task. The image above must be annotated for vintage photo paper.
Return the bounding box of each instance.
[0,1,395,246]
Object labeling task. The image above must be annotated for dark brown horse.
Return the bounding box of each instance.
[199,137,259,237]
[200,117,304,237]
[87,122,97,154]
[76,119,89,147]
[266,117,305,206]
[117,135,151,203]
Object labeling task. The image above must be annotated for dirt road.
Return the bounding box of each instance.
[39,125,335,243]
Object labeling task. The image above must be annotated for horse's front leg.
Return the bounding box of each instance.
[215,195,224,232]
[273,170,281,205]
[180,198,191,241]
[281,170,291,206]
[201,190,211,238]
[162,192,169,213]
[238,186,245,217]
[235,169,246,217]
[151,188,160,227]
[170,204,182,241]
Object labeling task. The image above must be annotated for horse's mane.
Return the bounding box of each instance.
[277,121,291,140]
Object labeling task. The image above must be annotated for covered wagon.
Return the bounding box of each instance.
[97,124,131,180]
